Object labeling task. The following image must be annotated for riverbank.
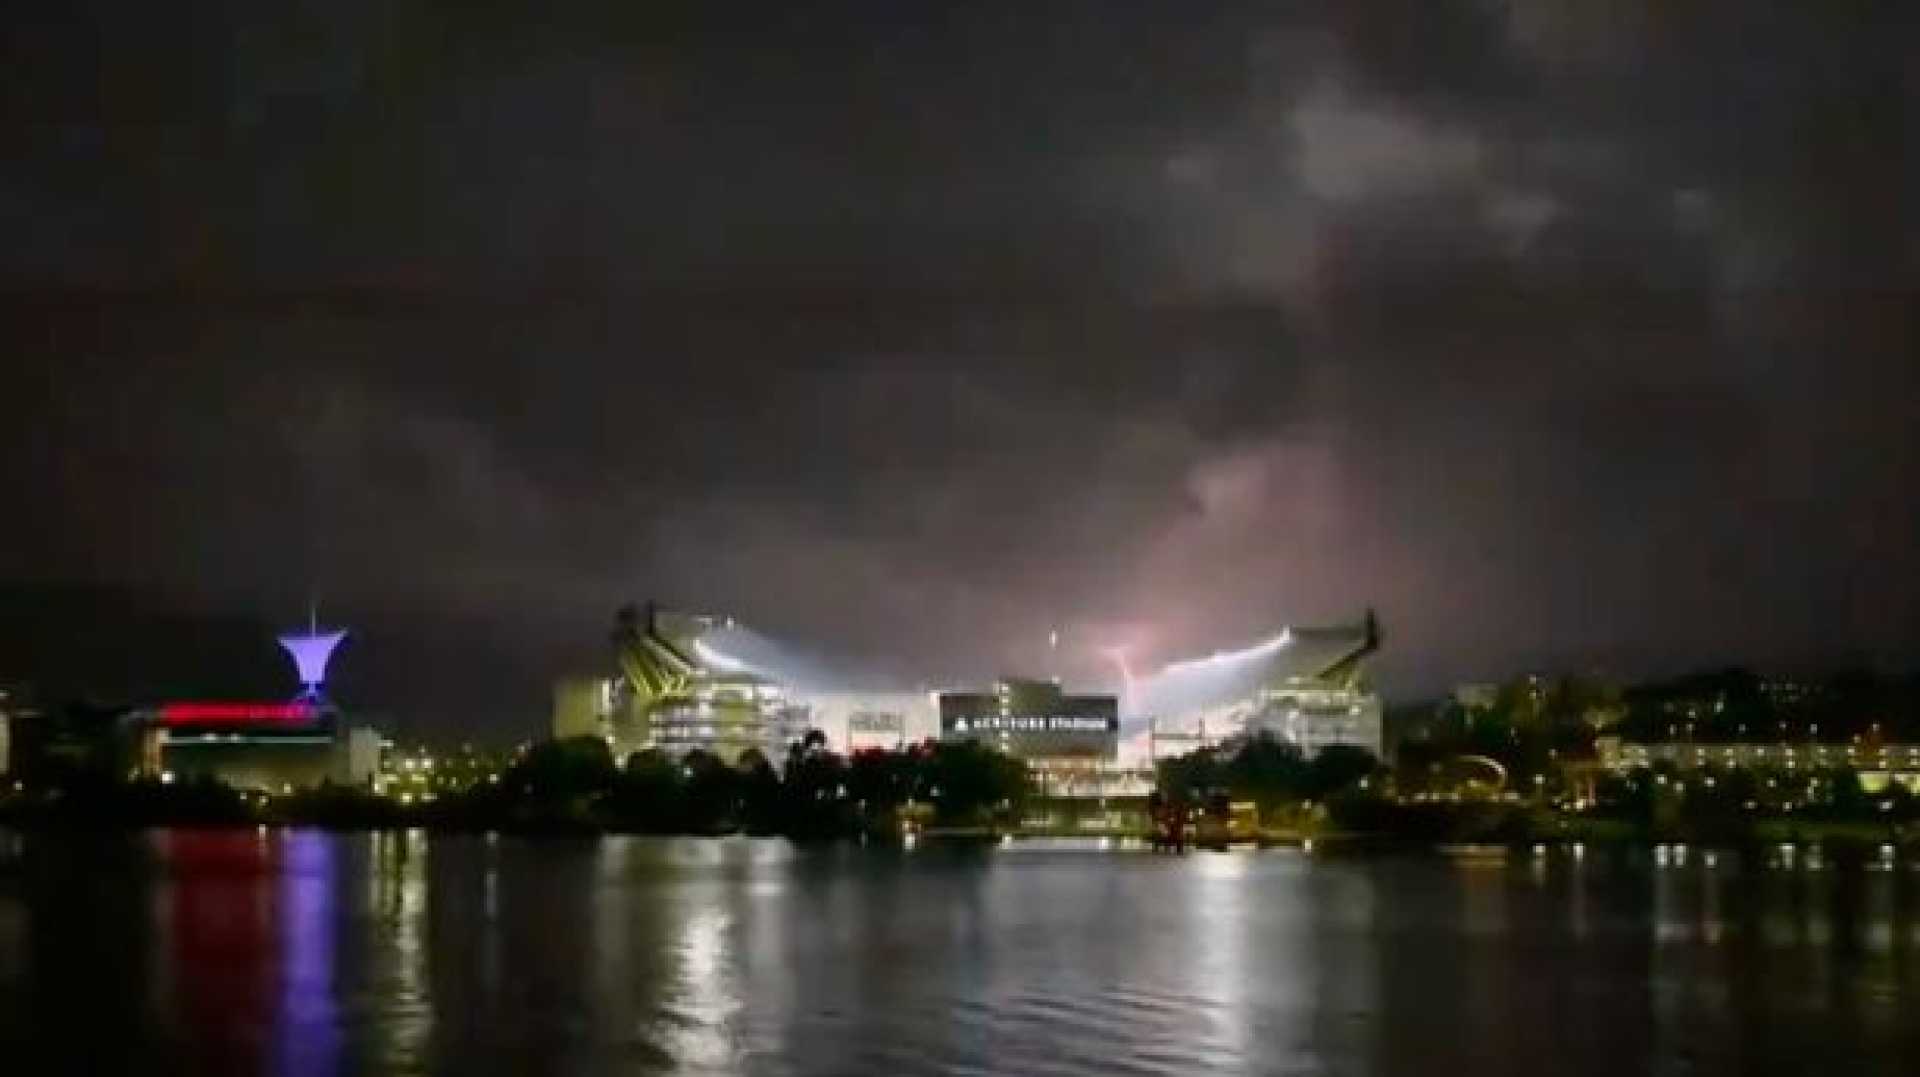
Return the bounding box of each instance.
[5,776,1915,852]
[5,807,1916,858]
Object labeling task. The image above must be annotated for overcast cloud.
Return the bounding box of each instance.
[1,1,1913,736]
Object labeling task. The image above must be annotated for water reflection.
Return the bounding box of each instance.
[274,831,340,1077]
[1188,850,1252,1066]
[368,829,431,1073]
[156,829,281,1074]
[1,833,1918,1076]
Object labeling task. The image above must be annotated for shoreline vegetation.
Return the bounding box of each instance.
[3,727,1916,854]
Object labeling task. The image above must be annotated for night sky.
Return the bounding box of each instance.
[1,2,1913,739]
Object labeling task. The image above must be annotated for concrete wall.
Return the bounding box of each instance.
[164,741,337,792]
[551,677,612,742]
[334,726,384,786]
[799,691,940,753]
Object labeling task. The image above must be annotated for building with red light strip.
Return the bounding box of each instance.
[134,697,382,792]
[127,619,384,792]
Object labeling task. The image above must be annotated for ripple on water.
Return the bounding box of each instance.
[933,987,1245,1075]
[4,833,1919,1077]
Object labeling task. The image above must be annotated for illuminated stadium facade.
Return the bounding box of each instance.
[552,604,1385,776]
[553,604,808,765]
[1134,612,1384,760]
[805,691,941,752]
[939,679,1119,761]
[938,678,1136,801]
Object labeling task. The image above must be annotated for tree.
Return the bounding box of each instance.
[611,748,685,830]
[680,749,740,832]
[1156,746,1226,802]
[1305,745,1379,800]
[846,746,916,818]
[1822,766,1872,819]
[781,728,851,838]
[1223,734,1308,820]
[734,747,782,833]
[922,739,1026,826]
[512,736,617,804]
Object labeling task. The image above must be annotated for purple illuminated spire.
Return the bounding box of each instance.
[278,628,347,701]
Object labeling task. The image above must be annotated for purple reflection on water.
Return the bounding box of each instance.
[273,831,341,1077]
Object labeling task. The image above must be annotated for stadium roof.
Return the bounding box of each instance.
[1128,612,1379,721]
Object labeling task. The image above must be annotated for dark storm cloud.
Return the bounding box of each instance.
[1,2,1913,735]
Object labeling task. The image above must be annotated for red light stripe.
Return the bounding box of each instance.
[159,702,318,725]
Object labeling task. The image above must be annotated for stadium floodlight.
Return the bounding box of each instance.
[693,639,754,674]
[1155,628,1291,676]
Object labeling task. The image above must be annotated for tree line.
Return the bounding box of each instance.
[1154,734,1384,823]
[0,730,1034,837]
[465,730,1029,837]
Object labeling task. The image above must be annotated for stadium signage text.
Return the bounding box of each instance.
[948,715,1116,733]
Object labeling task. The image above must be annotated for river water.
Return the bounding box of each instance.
[0,831,1916,1075]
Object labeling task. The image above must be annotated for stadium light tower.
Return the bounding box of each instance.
[278,605,347,703]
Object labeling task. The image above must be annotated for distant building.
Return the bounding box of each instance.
[551,676,614,743]
[1602,739,1920,793]
[8,701,144,782]
[0,684,49,778]
[139,616,381,792]
[0,683,23,776]
[376,741,508,801]
[337,726,386,788]
[1759,677,1817,710]
[141,703,383,792]
[1453,683,1499,711]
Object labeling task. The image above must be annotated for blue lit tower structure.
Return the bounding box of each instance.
[278,612,348,706]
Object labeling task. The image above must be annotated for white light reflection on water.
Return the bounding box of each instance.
[1653,844,1686,945]
[11,834,1920,1075]
[1700,854,1726,946]
[1568,846,1591,941]
[665,903,741,1070]
[367,829,432,1074]
[1188,852,1255,1065]
[1456,849,1512,937]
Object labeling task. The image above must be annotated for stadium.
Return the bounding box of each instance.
[551,604,1384,778]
